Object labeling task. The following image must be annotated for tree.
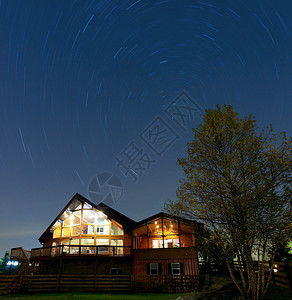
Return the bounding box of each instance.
[193,222,229,274]
[165,105,292,300]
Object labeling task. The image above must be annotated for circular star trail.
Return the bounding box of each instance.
[0,0,292,253]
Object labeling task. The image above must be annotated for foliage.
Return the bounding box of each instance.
[165,105,292,300]
[194,222,229,274]
[273,240,292,262]
[0,251,10,273]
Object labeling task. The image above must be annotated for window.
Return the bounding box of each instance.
[83,210,95,224]
[111,222,123,235]
[82,224,94,235]
[71,226,80,236]
[81,239,94,254]
[96,227,104,234]
[170,263,181,275]
[110,268,124,275]
[150,263,159,275]
[152,239,164,248]
[53,224,61,238]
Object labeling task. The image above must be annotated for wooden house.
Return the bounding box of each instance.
[11,193,199,292]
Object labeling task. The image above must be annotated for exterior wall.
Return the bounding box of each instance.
[132,247,199,276]
[38,257,132,275]
[132,258,199,276]
[124,233,132,247]
[43,233,53,248]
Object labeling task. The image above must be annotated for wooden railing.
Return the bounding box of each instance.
[31,245,131,259]
[10,247,31,261]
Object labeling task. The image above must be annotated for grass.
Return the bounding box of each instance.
[0,293,184,300]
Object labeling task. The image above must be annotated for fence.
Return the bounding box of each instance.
[133,275,198,293]
[199,260,292,291]
[0,274,199,294]
[0,274,131,294]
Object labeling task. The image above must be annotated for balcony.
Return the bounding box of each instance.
[30,245,131,260]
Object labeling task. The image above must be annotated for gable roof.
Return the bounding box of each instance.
[39,193,137,243]
[131,212,197,231]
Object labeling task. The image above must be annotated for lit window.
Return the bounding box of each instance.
[82,225,94,235]
[111,223,123,235]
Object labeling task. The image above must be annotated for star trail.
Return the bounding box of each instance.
[1,0,292,255]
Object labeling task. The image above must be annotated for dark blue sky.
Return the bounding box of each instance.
[1,0,292,255]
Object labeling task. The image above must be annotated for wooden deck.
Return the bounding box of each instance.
[28,245,132,260]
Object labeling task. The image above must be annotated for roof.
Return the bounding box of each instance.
[131,212,197,230]
[39,193,198,243]
[39,193,137,243]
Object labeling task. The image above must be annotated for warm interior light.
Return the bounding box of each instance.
[155,221,157,224]
[273,269,278,273]
[170,224,173,227]
[156,225,159,228]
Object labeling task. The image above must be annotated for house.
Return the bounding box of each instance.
[11,193,199,292]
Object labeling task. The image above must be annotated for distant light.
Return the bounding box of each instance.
[156,225,159,228]
[273,269,278,273]
[155,221,157,224]
[7,261,18,266]
[171,225,173,227]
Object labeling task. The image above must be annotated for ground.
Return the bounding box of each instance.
[0,293,184,300]
[0,287,291,300]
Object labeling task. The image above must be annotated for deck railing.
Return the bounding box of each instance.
[10,247,31,260]
[31,245,131,258]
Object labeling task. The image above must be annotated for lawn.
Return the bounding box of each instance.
[0,293,184,300]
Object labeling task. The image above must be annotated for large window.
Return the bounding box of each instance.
[51,201,124,248]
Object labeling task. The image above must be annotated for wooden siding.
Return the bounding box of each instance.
[132,247,197,260]
[132,258,199,276]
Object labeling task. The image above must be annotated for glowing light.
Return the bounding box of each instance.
[170,224,173,227]
[7,261,18,266]
[156,225,159,228]
[155,221,157,224]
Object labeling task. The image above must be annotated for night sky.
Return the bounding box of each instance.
[1,0,292,255]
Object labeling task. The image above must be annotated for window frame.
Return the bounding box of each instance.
[171,263,181,275]
[150,263,159,275]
